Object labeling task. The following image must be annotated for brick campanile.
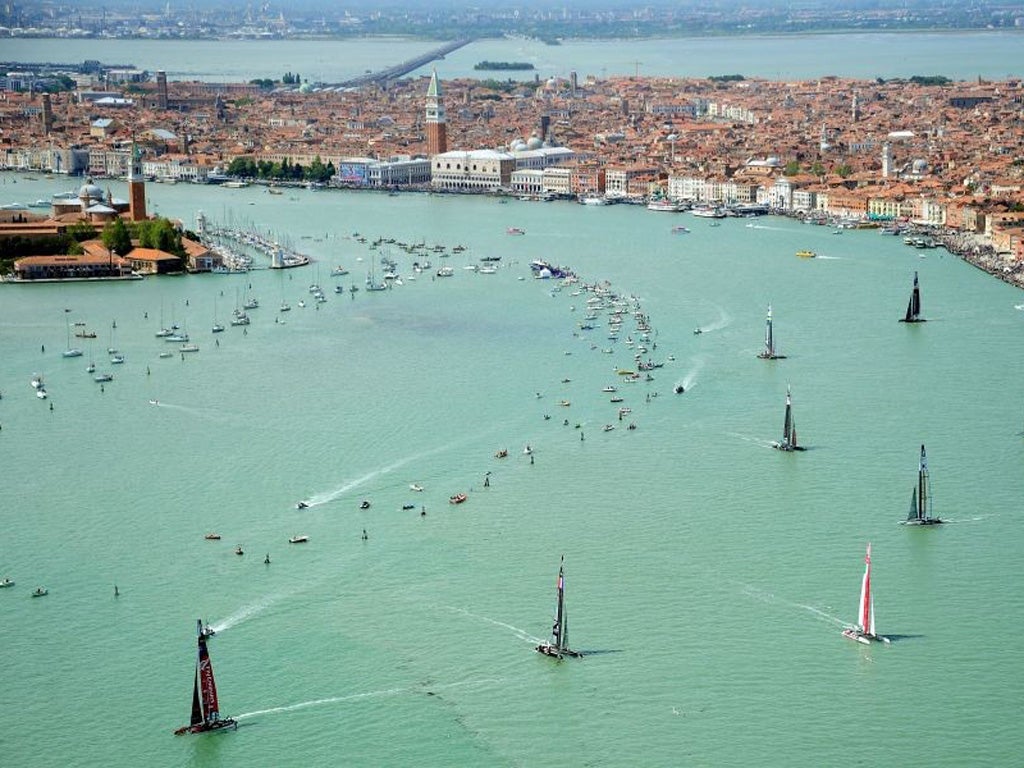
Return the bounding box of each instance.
[425,69,447,156]
[128,142,147,221]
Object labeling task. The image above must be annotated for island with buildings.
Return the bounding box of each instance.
[1,55,1023,285]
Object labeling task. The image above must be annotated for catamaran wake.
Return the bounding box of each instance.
[235,677,505,720]
[442,605,543,645]
[209,588,302,633]
[696,306,730,333]
[727,432,779,449]
[741,584,846,628]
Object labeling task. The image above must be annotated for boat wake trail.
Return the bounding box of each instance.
[675,358,705,394]
[741,584,845,628]
[727,432,777,449]
[697,305,731,333]
[148,400,224,421]
[305,443,461,507]
[235,677,504,720]
[442,605,544,644]
[209,591,293,633]
[816,254,841,260]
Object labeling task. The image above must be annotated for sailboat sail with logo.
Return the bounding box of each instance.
[173,619,237,735]
[536,556,583,659]
[841,544,890,645]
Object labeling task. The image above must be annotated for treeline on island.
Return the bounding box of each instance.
[0,217,189,272]
[474,61,536,71]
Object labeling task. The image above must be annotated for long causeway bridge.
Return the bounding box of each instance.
[328,38,472,88]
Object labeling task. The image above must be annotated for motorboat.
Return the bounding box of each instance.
[94,373,114,383]
[110,354,125,364]
[674,384,685,394]
[603,424,615,432]
[234,546,244,556]
[359,500,371,510]
[0,577,14,588]
[693,327,703,335]
[180,344,200,353]
[200,623,216,639]
[36,388,48,399]
[409,484,424,492]
[507,227,526,235]
[288,535,309,544]
[296,501,310,510]
[495,449,508,459]
[159,352,173,359]
[449,493,468,505]
[31,587,48,597]
[204,533,221,540]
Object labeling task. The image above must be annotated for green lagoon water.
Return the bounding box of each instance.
[1,174,1023,766]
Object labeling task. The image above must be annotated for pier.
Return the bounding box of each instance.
[328,38,472,89]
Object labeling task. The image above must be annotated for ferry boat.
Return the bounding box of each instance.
[647,199,686,212]
[691,205,726,218]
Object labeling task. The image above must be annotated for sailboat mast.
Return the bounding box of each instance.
[553,557,566,651]
[196,620,221,725]
[918,444,929,520]
[782,387,793,445]
[859,544,874,635]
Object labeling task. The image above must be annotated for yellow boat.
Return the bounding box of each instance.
[796,250,817,258]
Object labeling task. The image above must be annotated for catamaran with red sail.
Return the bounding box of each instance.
[756,304,786,359]
[898,271,925,323]
[841,544,890,645]
[772,385,806,452]
[901,444,943,525]
[174,619,237,735]
[536,556,583,659]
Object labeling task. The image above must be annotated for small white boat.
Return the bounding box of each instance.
[110,354,125,364]
[288,535,309,544]
[36,388,48,399]
[159,352,173,359]
[0,577,14,588]
[31,586,48,597]
[31,375,44,389]
[409,484,424,492]
[94,373,113,383]
[180,344,200,353]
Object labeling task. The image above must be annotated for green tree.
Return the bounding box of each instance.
[101,218,132,257]
[836,164,854,178]
[784,160,801,176]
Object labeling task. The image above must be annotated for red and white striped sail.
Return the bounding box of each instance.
[857,543,875,636]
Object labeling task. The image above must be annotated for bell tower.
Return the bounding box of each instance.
[425,69,447,156]
[128,140,147,221]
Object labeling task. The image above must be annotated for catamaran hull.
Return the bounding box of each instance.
[536,643,583,659]
[174,718,237,735]
[898,318,927,323]
[842,629,890,645]
[772,442,806,452]
[756,353,787,360]
[901,518,943,526]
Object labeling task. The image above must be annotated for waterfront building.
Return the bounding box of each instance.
[430,149,514,191]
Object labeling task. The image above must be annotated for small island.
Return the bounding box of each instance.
[474,61,536,71]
